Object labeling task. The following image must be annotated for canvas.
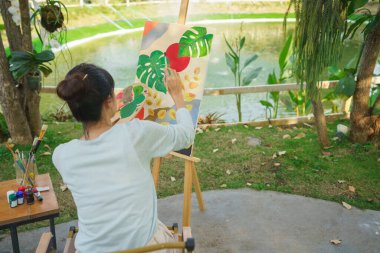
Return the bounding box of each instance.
[116,21,214,156]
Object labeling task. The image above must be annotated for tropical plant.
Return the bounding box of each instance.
[136,50,168,93]
[30,0,68,47]
[9,50,55,90]
[261,33,293,119]
[119,85,146,118]
[179,27,213,57]
[224,24,262,122]
[285,0,349,148]
[198,112,225,125]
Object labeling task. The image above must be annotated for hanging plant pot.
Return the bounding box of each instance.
[40,5,64,33]
[27,71,42,91]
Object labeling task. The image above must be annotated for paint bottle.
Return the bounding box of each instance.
[9,193,17,208]
[16,191,24,205]
[26,189,34,205]
[32,188,43,201]
[18,186,26,197]
[6,190,15,204]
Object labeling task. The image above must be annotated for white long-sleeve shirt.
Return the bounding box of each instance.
[52,108,194,253]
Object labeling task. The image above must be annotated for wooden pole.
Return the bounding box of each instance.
[191,163,205,211]
[178,0,190,25]
[182,160,193,226]
[152,157,162,189]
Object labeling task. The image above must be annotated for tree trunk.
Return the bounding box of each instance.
[0,34,33,144]
[0,0,41,143]
[350,11,380,143]
[311,95,330,148]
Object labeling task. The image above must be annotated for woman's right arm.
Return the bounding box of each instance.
[128,68,195,158]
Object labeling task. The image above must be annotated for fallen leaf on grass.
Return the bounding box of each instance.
[231,138,237,144]
[330,239,342,245]
[278,151,286,156]
[274,163,281,167]
[283,134,291,139]
[226,170,231,175]
[348,186,355,193]
[268,125,273,128]
[213,149,219,153]
[41,152,52,156]
[246,182,252,186]
[170,176,176,182]
[214,128,221,132]
[294,133,306,139]
[60,184,68,192]
[272,153,277,159]
[220,184,227,188]
[322,151,332,157]
[338,180,346,184]
[261,162,266,166]
[255,127,262,130]
[303,123,313,128]
[287,167,294,171]
[244,125,249,129]
[342,202,352,210]
[44,144,52,152]
[332,137,339,141]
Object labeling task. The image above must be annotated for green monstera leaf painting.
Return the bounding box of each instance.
[136,50,169,93]
[179,27,213,58]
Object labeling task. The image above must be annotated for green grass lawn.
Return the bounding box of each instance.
[0,119,379,233]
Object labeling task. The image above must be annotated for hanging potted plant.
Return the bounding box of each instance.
[9,50,55,91]
[31,0,68,44]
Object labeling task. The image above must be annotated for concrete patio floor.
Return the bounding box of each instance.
[0,189,379,253]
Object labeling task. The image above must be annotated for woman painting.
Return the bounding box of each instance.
[53,63,194,252]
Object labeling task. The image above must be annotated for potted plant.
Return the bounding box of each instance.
[9,50,55,91]
[31,0,68,43]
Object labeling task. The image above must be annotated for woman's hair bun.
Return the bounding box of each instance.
[56,73,87,102]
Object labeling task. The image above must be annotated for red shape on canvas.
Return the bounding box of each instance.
[165,43,190,72]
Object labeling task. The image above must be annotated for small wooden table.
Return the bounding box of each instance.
[0,173,59,253]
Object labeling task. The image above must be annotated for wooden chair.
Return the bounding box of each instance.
[36,224,195,253]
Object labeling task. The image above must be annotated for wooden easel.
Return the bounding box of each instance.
[151,0,205,227]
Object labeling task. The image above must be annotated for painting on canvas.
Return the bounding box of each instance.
[116,21,214,156]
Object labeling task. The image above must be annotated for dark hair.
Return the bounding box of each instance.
[57,63,115,122]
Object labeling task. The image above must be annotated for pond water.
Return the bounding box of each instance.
[45,21,362,121]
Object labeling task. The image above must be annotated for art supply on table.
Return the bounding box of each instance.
[26,189,34,205]
[36,186,49,192]
[18,186,26,197]
[6,143,34,186]
[23,125,47,186]
[6,190,15,204]
[32,188,43,201]
[16,191,24,205]
[9,193,18,208]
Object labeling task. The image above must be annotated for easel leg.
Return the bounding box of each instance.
[182,160,193,227]
[152,157,162,190]
[192,164,205,211]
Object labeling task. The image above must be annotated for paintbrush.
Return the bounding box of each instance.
[24,125,48,185]
[31,124,48,154]
[6,143,33,185]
